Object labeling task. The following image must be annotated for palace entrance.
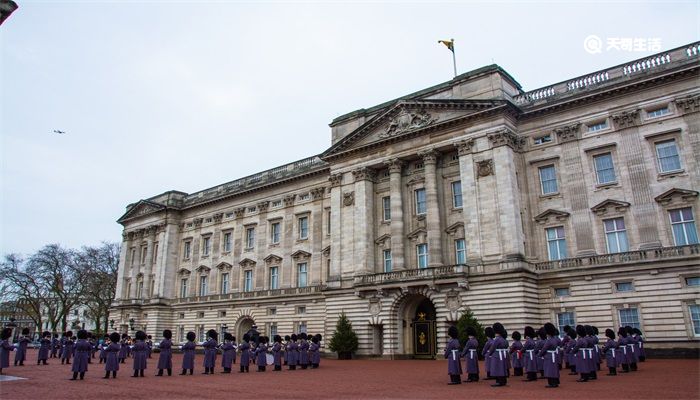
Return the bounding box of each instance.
[397,294,437,359]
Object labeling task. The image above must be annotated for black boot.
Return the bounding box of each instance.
[607,367,617,376]
[180,369,187,375]
[167,368,172,376]
[80,372,85,380]
[240,365,245,373]
[70,372,78,380]
[514,367,523,376]
[621,363,629,373]
[589,370,597,380]
[577,373,588,382]
[630,362,637,371]
[546,377,558,388]
[103,372,110,379]
[156,369,163,376]
[140,369,144,377]
[189,369,194,375]
[132,371,139,378]
[448,374,461,385]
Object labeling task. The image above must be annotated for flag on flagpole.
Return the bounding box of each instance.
[438,39,454,52]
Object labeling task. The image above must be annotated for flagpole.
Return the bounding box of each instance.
[451,38,457,78]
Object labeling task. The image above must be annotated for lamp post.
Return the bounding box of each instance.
[128,318,135,332]
[109,319,115,330]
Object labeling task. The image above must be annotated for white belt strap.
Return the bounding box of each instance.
[451,349,459,361]
[546,350,557,363]
[496,349,508,361]
[611,348,616,358]
[628,344,635,353]
[622,346,627,355]
[526,349,534,360]
[469,349,476,359]
[579,349,587,359]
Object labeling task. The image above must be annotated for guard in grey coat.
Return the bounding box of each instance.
[603,329,618,375]
[70,330,92,380]
[131,330,148,377]
[14,328,30,366]
[238,333,251,373]
[103,332,122,379]
[522,326,538,382]
[255,336,269,372]
[0,328,14,375]
[310,334,322,369]
[271,335,283,371]
[487,322,509,387]
[460,326,479,382]
[180,331,196,375]
[299,332,310,369]
[444,326,462,385]
[510,331,524,376]
[539,323,560,388]
[202,329,218,374]
[286,334,298,370]
[61,331,75,365]
[38,331,51,365]
[156,330,173,376]
[220,333,235,373]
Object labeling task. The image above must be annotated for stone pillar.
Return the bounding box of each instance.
[114,231,130,301]
[142,227,156,299]
[454,139,482,261]
[281,195,296,288]
[328,174,343,285]
[352,168,376,274]
[385,159,406,270]
[256,201,269,289]
[419,149,444,267]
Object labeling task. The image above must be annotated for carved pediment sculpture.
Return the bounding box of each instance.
[591,199,631,215]
[263,254,283,266]
[380,109,436,138]
[654,188,699,206]
[239,258,257,268]
[534,209,571,224]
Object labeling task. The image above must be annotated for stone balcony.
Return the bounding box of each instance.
[172,285,325,305]
[352,264,476,288]
[533,244,699,272]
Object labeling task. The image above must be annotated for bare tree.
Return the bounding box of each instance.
[0,254,47,331]
[76,242,120,334]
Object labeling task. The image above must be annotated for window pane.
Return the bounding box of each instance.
[686,277,700,286]
[690,305,700,335]
[618,308,641,330]
[415,189,426,214]
[656,140,681,172]
[539,166,558,194]
[594,153,616,184]
[615,282,633,292]
[452,181,463,208]
[383,197,391,221]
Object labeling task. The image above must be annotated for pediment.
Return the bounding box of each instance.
[117,200,166,223]
[445,222,465,235]
[264,254,283,265]
[591,199,631,215]
[322,99,509,160]
[321,245,331,257]
[291,250,312,261]
[239,258,257,268]
[654,188,699,205]
[195,265,211,273]
[534,209,570,224]
[374,234,391,245]
[215,262,233,270]
[177,268,191,276]
[406,228,427,241]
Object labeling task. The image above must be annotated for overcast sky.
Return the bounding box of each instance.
[1,1,698,256]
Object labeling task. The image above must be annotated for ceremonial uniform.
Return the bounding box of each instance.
[14,333,29,366]
[221,339,235,373]
[71,336,92,380]
[238,336,251,373]
[444,326,462,385]
[482,329,494,379]
[522,326,538,382]
[51,335,61,358]
[603,329,618,376]
[0,329,14,374]
[309,339,321,369]
[510,333,524,376]
[104,333,121,379]
[202,331,218,374]
[461,334,479,382]
[132,334,149,378]
[299,335,310,369]
[255,341,268,372]
[156,336,173,376]
[181,337,196,375]
[61,334,75,364]
[572,326,591,382]
[487,323,509,387]
[286,335,298,370]
[271,337,283,371]
[38,334,51,365]
[539,323,560,388]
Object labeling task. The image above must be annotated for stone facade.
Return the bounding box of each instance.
[111,42,700,357]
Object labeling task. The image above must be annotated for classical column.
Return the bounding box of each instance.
[384,159,405,270]
[328,173,343,286]
[352,167,376,274]
[114,231,130,301]
[142,226,156,299]
[419,149,444,267]
[454,139,482,261]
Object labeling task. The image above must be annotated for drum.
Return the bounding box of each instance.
[266,353,274,366]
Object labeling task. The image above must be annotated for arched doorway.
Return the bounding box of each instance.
[236,317,255,342]
[397,294,437,359]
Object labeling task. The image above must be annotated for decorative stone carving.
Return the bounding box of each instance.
[384,158,405,174]
[343,191,355,206]
[352,167,377,182]
[291,250,311,261]
[234,207,245,219]
[329,173,343,187]
[321,246,331,257]
[122,231,129,241]
[264,254,282,265]
[257,201,270,213]
[178,223,186,232]
[611,110,640,129]
[454,138,475,156]
[380,109,436,138]
[487,128,525,150]
[445,290,461,312]
[368,298,381,316]
[675,94,700,113]
[417,148,439,164]
[476,159,494,177]
[310,187,325,200]
[213,213,223,223]
[534,209,571,224]
[239,258,256,268]
[193,218,203,227]
[554,123,581,143]
[283,194,296,207]
[654,188,699,206]
[591,199,631,216]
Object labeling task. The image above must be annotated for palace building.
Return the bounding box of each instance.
[111,42,700,358]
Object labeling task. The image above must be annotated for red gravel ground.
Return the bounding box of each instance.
[1,350,698,399]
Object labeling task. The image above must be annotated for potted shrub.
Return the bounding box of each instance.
[328,312,358,359]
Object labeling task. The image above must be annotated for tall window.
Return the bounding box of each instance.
[199,276,208,296]
[455,239,466,264]
[451,181,463,208]
[655,139,681,172]
[245,227,255,249]
[270,266,279,289]
[202,237,211,256]
[183,241,191,259]
[415,188,426,215]
[604,217,629,253]
[152,243,159,263]
[244,270,253,292]
[594,153,616,184]
[269,323,278,338]
[417,243,428,269]
[539,165,558,195]
[327,210,331,234]
[690,304,700,337]
[297,263,308,287]
[136,281,143,298]
[140,246,147,264]
[298,322,307,334]
[180,278,188,298]
[298,216,309,240]
[383,250,392,273]
[221,273,229,294]
[130,248,136,265]
[382,197,391,221]
[670,208,698,245]
[270,222,281,244]
[223,232,232,252]
[546,226,567,260]
[618,307,641,330]
[557,312,575,337]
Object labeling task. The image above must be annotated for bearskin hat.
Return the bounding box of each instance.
[512,331,521,341]
[77,329,88,340]
[605,329,615,340]
[109,332,121,343]
[524,326,536,339]
[1,328,12,340]
[312,335,319,344]
[207,329,218,340]
[260,336,268,344]
[584,325,594,336]
[537,327,546,340]
[466,326,477,337]
[290,333,298,341]
[43,331,51,338]
[544,322,557,337]
[223,333,233,341]
[186,331,196,341]
[617,327,627,337]
[567,329,577,339]
[273,335,282,343]
[242,333,250,342]
[592,326,599,335]
[66,331,73,338]
[554,328,560,337]
[563,325,572,333]
[484,327,495,339]
[21,327,29,335]
[625,326,634,335]
[633,328,643,336]
[492,322,505,337]
[300,332,308,340]
[163,329,172,339]
[314,334,323,342]
[121,333,128,339]
[147,335,152,339]
[448,325,459,339]
[576,325,586,337]
[284,335,291,341]
[135,330,147,341]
